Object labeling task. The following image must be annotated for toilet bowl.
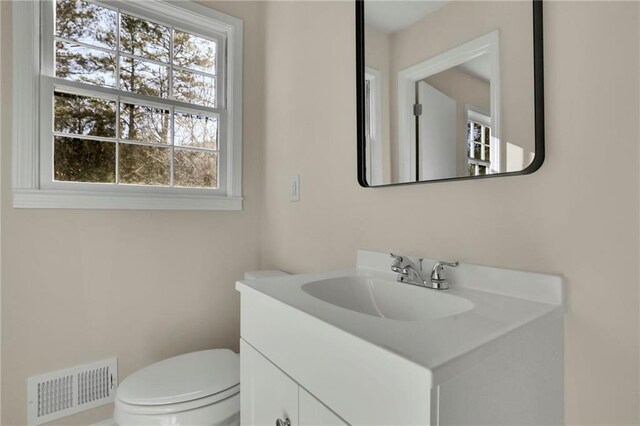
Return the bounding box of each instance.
[114,270,289,426]
[114,349,240,426]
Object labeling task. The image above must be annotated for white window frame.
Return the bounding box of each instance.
[12,0,243,210]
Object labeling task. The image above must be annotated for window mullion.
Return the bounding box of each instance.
[115,95,120,184]
[171,63,217,79]
[53,132,116,143]
[480,125,485,161]
[169,26,175,187]
[115,8,121,184]
[54,36,117,56]
[169,27,174,99]
[119,51,171,69]
[221,37,226,109]
[170,104,175,188]
[116,7,121,91]
[49,77,224,115]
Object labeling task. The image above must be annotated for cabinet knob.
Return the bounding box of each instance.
[276,418,291,426]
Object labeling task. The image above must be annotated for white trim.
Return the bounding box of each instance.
[226,6,244,200]
[13,0,243,210]
[364,66,383,186]
[396,31,500,181]
[467,106,491,127]
[13,189,242,211]
[12,0,40,190]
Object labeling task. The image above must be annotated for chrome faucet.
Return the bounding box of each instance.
[390,254,459,290]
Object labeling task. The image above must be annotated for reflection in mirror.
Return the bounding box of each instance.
[360,1,541,186]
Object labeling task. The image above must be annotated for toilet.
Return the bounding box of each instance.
[114,349,240,426]
[114,270,288,426]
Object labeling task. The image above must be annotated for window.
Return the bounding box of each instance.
[12,0,243,210]
[466,108,495,176]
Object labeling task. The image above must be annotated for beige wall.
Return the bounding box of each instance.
[261,1,639,425]
[0,1,265,425]
[425,67,490,175]
[1,1,640,425]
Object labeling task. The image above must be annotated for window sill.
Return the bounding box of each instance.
[13,189,243,211]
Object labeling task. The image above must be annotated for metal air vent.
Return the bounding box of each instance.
[27,357,117,425]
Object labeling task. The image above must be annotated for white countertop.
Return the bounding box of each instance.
[236,251,564,384]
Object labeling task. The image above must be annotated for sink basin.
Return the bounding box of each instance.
[302,276,473,321]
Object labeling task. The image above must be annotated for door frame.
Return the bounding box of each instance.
[396,31,500,181]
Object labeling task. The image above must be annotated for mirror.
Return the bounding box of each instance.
[356,0,544,186]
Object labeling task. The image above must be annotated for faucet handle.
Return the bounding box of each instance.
[390,253,404,272]
[431,261,459,281]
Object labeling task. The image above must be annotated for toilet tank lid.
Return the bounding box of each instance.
[116,349,239,406]
[244,270,289,280]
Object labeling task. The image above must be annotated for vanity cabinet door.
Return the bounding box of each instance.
[240,339,299,426]
[299,389,347,425]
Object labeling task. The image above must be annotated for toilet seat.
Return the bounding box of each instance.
[116,349,239,415]
[115,384,240,415]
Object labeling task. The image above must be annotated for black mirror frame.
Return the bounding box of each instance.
[356,0,545,187]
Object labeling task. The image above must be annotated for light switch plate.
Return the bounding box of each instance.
[290,175,300,202]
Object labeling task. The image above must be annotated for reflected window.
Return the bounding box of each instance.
[466,108,495,176]
[364,67,383,185]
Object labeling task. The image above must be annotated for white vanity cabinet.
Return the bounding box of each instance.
[240,340,346,426]
[298,388,346,426]
[238,288,433,425]
[237,251,564,426]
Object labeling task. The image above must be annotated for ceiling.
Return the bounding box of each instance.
[365,1,448,34]
[457,54,492,83]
